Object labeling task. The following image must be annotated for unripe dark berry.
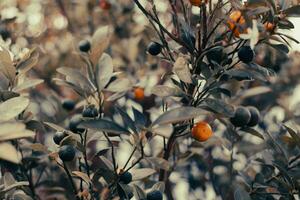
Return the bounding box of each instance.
[69,114,85,133]
[78,40,91,52]
[0,27,10,41]
[62,99,75,111]
[119,171,132,184]
[230,106,251,127]
[238,46,254,63]
[247,106,260,127]
[147,42,162,56]
[146,190,163,200]
[53,131,67,145]
[59,145,76,162]
[82,105,98,118]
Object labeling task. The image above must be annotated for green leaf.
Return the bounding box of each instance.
[115,107,137,134]
[283,5,300,17]
[234,185,251,200]
[151,107,207,126]
[203,98,235,117]
[79,118,130,135]
[283,125,300,149]
[132,107,147,127]
[240,127,264,140]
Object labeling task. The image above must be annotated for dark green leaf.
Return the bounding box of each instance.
[240,127,264,140]
[79,118,130,135]
[203,98,235,117]
[283,125,300,149]
[283,5,300,17]
[132,107,147,127]
[115,107,137,134]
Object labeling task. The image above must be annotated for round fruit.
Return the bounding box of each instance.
[69,115,85,133]
[62,99,75,111]
[100,0,111,10]
[264,22,275,32]
[146,190,163,200]
[230,106,251,127]
[191,121,213,142]
[53,131,67,145]
[134,87,145,101]
[238,46,254,63]
[247,106,260,127]
[0,27,10,41]
[59,145,76,162]
[82,105,98,118]
[189,0,207,6]
[78,40,91,52]
[147,42,162,56]
[228,10,246,37]
[119,171,132,184]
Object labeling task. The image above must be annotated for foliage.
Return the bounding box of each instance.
[0,0,300,199]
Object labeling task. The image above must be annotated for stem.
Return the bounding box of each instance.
[63,162,80,200]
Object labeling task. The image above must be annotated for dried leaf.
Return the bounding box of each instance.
[173,56,192,83]
[131,168,156,181]
[90,26,113,65]
[72,171,91,184]
[0,143,20,163]
[96,53,113,91]
[13,79,44,92]
[0,97,29,122]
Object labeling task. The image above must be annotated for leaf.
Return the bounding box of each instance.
[0,181,29,195]
[234,185,251,200]
[96,53,113,91]
[105,78,133,92]
[151,107,207,126]
[29,143,48,152]
[283,125,300,149]
[132,107,147,127]
[151,85,182,97]
[90,26,113,65]
[79,118,129,135]
[173,56,192,83]
[239,86,271,99]
[0,143,20,163]
[0,90,19,101]
[132,184,147,200]
[273,162,294,187]
[0,97,30,122]
[115,107,137,134]
[131,168,156,181]
[203,98,235,117]
[147,157,170,170]
[150,182,165,193]
[43,122,66,132]
[57,67,95,93]
[283,5,300,17]
[0,48,16,83]
[0,125,35,141]
[240,127,264,140]
[72,171,91,184]
[16,47,39,74]
[152,124,173,138]
[13,79,44,92]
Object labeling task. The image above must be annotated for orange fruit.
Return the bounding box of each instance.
[191,121,213,142]
[264,22,275,32]
[189,0,207,6]
[228,10,246,37]
[134,87,145,101]
[99,0,111,10]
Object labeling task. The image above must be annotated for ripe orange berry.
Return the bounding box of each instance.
[99,0,111,10]
[189,0,207,6]
[134,87,145,101]
[264,22,275,32]
[228,10,246,37]
[191,121,213,142]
